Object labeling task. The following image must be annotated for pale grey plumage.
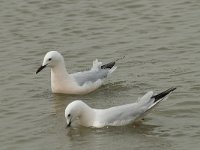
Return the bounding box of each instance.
[36,51,117,94]
[65,88,176,128]
[70,69,109,86]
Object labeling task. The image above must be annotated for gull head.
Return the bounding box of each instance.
[65,100,90,127]
[36,51,64,74]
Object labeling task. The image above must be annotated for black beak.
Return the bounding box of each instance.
[36,65,47,74]
[65,120,71,128]
[67,121,71,127]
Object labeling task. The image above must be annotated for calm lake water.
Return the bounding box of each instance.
[0,0,200,150]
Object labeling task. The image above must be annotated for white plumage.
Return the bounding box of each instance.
[36,51,117,94]
[65,87,176,128]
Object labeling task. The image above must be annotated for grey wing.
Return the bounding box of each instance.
[135,87,177,121]
[100,87,176,125]
[70,69,109,86]
[99,103,146,125]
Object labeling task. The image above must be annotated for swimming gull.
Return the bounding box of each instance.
[65,87,176,128]
[36,51,117,94]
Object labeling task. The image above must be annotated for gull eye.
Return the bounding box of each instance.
[48,58,52,61]
[68,114,71,117]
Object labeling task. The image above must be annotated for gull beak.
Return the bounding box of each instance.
[65,119,71,128]
[36,64,47,74]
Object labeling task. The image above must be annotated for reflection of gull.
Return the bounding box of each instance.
[65,87,176,128]
[36,51,117,94]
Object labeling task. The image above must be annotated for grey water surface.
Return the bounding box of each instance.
[0,0,200,150]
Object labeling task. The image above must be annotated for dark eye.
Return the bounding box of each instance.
[48,58,52,61]
[68,114,71,117]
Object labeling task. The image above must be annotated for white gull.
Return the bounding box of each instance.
[65,87,176,128]
[36,51,117,94]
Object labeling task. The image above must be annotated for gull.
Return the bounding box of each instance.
[36,51,117,94]
[65,87,176,128]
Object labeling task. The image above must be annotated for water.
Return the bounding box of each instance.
[0,0,200,149]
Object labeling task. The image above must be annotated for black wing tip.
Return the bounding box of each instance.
[152,87,177,103]
[101,61,116,69]
[163,87,177,93]
[100,56,125,69]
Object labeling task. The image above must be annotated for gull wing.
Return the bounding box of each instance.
[94,88,176,127]
[70,69,108,86]
[70,59,117,86]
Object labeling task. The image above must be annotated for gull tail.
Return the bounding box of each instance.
[146,87,176,113]
[101,61,116,69]
[101,61,117,76]
[101,56,125,75]
[136,87,176,121]
[151,87,176,103]
[101,56,125,69]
